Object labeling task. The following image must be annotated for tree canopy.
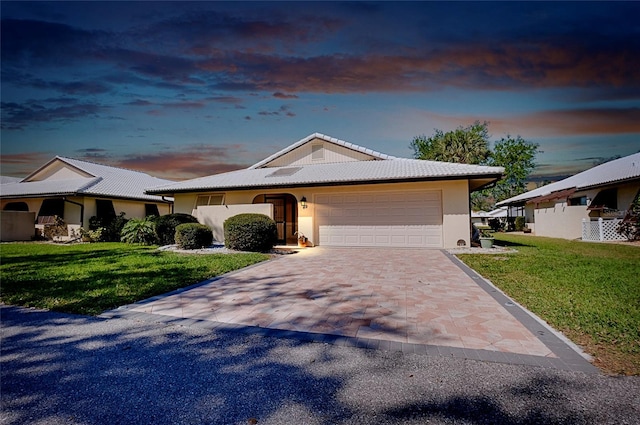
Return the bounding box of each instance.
[410,121,491,165]
[411,121,539,209]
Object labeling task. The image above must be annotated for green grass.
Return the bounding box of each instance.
[0,242,269,316]
[457,233,640,375]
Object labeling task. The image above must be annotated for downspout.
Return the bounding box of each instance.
[162,196,173,214]
[62,197,85,227]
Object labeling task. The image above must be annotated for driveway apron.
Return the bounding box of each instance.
[114,247,595,372]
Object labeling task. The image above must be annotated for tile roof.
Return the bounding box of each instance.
[1,157,174,202]
[497,152,640,206]
[249,132,396,169]
[148,158,504,194]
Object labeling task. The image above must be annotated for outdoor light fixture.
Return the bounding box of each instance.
[300,196,307,209]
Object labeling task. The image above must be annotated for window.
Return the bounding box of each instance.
[145,204,160,217]
[311,144,324,160]
[195,194,224,208]
[569,196,588,206]
[38,198,64,218]
[96,199,116,220]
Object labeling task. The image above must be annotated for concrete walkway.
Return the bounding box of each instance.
[105,247,596,373]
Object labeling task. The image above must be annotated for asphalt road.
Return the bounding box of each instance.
[2,305,639,425]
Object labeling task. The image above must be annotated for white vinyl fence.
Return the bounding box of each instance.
[581,218,626,242]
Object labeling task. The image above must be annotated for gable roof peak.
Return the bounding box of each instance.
[249,132,397,169]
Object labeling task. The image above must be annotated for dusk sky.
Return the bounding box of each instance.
[1,1,639,181]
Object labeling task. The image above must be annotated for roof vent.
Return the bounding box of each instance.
[265,167,302,178]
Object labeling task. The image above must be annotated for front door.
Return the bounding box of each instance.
[265,195,286,244]
[253,193,298,245]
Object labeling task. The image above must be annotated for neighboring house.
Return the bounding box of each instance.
[471,210,491,225]
[1,156,174,241]
[497,153,640,241]
[147,133,503,248]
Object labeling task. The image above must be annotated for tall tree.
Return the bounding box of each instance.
[412,123,539,210]
[410,121,491,164]
[489,135,539,201]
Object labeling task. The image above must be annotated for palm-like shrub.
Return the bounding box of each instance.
[175,223,213,249]
[224,213,277,252]
[120,217,157,245]
[155,213,199,245]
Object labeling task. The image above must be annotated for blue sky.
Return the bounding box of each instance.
[1,1,639,181]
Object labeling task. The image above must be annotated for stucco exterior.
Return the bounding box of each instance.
[0,211,36,241]
[532,201,590,240]
[173,180,472,248]
[195,204,273,242]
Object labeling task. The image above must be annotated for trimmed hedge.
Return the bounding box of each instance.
[175,223,213,250]
[224,213,277,252]
[155,213,199,245]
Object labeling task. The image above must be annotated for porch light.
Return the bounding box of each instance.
[300,196,308,209]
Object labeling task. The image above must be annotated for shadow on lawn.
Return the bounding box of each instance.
[3,306,638,424]
[492,234,537,248]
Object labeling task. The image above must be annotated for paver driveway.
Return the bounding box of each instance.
[127,248,555,358]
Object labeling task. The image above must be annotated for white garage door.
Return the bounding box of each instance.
[316,191,442,248]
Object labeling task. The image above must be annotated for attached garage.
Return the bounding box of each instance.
[315,190,443,247]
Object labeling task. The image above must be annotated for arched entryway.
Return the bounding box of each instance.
[253,194,298,245]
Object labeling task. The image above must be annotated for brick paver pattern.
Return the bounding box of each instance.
[131,248,554,357]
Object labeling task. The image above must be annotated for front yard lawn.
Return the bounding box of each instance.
[457,233,640,375]
[0,243,269,316]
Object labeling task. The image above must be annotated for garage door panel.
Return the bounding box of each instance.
[316,190,443,248]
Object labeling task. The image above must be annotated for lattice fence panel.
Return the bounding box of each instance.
[582,220,600,241]
[582,218,626,241]
[602,219,626,241]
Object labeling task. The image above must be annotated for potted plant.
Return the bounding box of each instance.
[479,227,495,249]
[295,231,308,248]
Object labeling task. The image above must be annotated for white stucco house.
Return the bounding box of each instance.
[497,153,640,241]
[1,156,174,241]
[147,133,504,249]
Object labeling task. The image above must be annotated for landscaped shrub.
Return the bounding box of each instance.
[155,213,199,246]
[224,213,277,252]
[120,217,157,245]
[89,212,128,242]
[175,223,213,249]
[514,216,526,232]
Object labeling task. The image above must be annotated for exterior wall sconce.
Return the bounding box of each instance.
[300,196,308,209]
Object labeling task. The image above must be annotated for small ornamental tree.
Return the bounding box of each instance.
[224,213,277,252]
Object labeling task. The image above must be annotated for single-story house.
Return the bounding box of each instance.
[1,156,174,241]
[497,152,640,241]
[147,133,504,249]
